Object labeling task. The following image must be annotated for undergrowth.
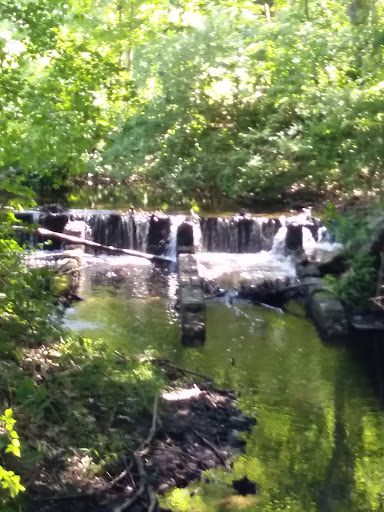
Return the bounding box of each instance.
[322,204,377,310]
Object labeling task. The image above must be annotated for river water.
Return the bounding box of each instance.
[65,256,384,512]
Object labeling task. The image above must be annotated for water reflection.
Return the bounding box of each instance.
[66,262,384,512]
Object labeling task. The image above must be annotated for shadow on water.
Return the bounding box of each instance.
[65,261,384,512]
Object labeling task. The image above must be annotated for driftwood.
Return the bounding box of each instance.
[37,227,173,263]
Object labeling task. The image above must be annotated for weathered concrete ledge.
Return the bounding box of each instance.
[178,253,206,346]
[307,290,349,341]
[295,257,348,341]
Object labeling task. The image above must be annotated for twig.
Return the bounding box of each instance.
[192,429,229,470]
[102,458,133,491]
[371,297,384,311]
[147,485,157,512]
[157,443,197,464]
[31,457,134,502]
[139,394,159,453]
[154,359,213,382]
[113,453,146,512]
[113,394,159,511]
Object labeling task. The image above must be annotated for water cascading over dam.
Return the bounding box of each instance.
[25,209,329,258]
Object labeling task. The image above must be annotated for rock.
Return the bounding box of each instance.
[232,477,258,495]
[262,218,281,251]
[307,242,344,266]
[177,222,194,254]
[301,277,326,295]
[39,212,69,250]
[147,214,171,255]
[229,415,257,431]
[226,430,246,449]
[308,291,348,340]
[40,204,67,214]
[14,212,35,224]
[317,254,347,276]
[180,286,205,313]
[351,313,384,332]
[178,253,206,346]
[179,254,198,275]
[297,263,321,279]
[285,224,303,252]
[238,279,292,307]
[56,258,79,273]
[190,276,202,287]
[63,220,88,251]
[181,321,206,346]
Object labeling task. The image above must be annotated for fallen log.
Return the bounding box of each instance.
[37,228,173,263]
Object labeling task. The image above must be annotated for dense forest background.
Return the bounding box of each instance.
[1,0,384,208]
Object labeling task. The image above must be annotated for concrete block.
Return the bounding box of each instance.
[309,292,348,340]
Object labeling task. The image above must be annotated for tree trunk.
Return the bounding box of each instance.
[37,228,173,263]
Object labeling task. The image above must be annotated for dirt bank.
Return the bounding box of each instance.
[26,361,257,512]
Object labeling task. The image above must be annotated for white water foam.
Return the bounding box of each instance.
[196,252,297,289]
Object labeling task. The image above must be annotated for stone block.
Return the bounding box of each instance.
[190,275,202,288]
[181,321,206,346]
[64,220,87,251]
[178,253,206,345]
[179,277,191,287]
[180,286,205,313]
[301,277,326,295]
[285,224,303,252]
[308,292,348,340]
[59,249,83,264]
[56,258,79,273]
[297,264,321,279]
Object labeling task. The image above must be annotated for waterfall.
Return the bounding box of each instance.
[271,226,288,255]
[135,213,150,253]
[302,226,318,256]
[192,220,202,252]
[200,216,281,253]
[164,215,186,261]
[16,209,341,259]
[86,212,150,252]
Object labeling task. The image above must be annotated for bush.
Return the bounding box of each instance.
[322,205,377,309]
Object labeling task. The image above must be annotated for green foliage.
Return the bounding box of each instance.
[51,335,163,453]
[0,0,382,206]
[321,203,371,250]
[0,409,25,502]
[0,180,62,349]
[97,0,384,208]
[322,205,376,308]
[325,252,376,308]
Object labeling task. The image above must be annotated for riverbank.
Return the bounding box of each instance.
[23,350,255,512]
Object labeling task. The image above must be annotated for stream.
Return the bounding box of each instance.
[64,254,384,512]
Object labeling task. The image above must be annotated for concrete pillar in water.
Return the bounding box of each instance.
[176,222,194,254]
[64,219,87,250]
[178,253,206,346]
[285,224,303,252]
